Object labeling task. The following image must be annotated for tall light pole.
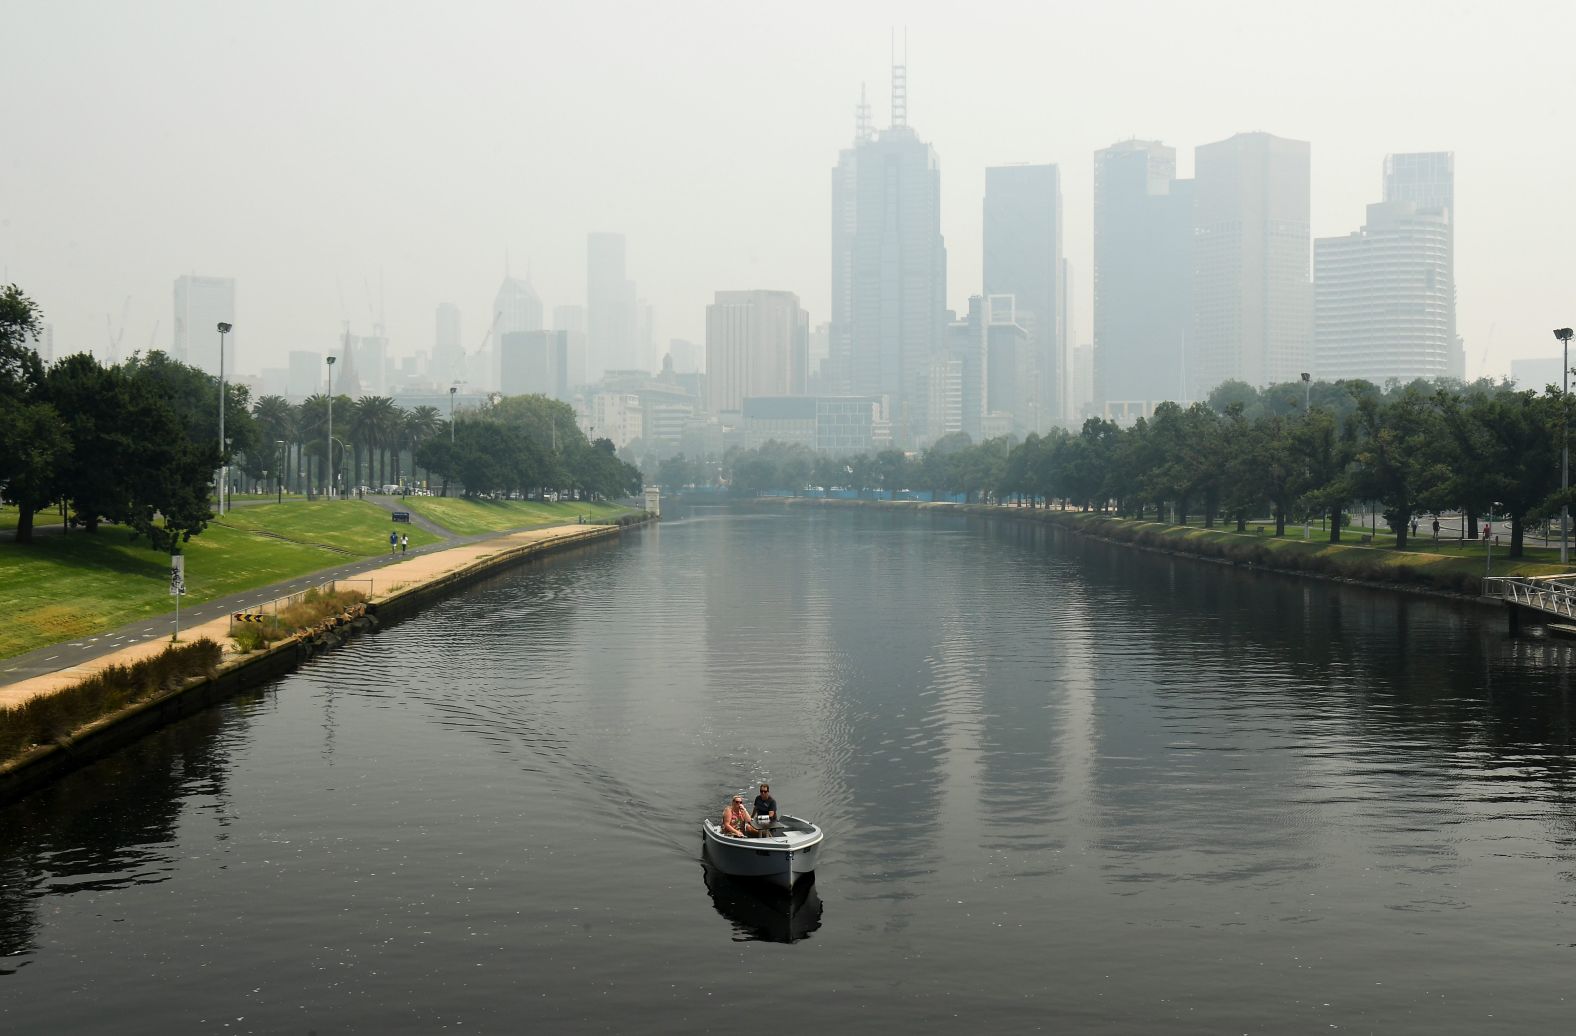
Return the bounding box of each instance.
[1557,329,1573,565]
[276,439,286,504]
[216,322,232,515]
[326,355,337,498]
[1300,371,1311,411]
[449,384,458,443]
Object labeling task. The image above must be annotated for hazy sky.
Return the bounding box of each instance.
[3,0,1572,382]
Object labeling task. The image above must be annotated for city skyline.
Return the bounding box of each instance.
[2,2,1569,387]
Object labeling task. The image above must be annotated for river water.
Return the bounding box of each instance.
[3,507,1575,1033]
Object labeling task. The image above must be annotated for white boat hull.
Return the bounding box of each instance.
[702,814,823,889]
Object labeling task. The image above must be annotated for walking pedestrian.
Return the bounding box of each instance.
[1411,518,1418,538]
[389,529,398,556]
[400,533,409,554]
[1432,517,1440,543]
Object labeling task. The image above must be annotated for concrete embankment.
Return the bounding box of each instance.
[0,518,650,804]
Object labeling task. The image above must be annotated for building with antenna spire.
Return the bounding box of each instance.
[829,43,947,446]
[493,270,544,392]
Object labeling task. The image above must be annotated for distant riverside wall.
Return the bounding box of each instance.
[0,515,654,805]
[771,497,1518,606]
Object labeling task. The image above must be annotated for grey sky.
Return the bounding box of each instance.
[3,0,1571,382]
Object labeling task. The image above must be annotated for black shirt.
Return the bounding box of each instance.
[753,794,777,819]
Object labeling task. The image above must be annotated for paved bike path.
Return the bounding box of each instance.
[0,528,502,688]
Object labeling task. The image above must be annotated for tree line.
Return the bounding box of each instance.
[2,285,641,547]
[660,376,1575,559]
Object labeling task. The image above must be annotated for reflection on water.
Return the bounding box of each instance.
[701,859,823,943]
[4,507,1576,1032]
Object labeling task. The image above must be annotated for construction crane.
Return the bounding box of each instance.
[146,319,160,355]
[472,310,503,357]
[105,295,130,363]
[1478,322,1496,382]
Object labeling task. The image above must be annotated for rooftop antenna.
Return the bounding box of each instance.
[890,27,907,128]
[856,81,873,143]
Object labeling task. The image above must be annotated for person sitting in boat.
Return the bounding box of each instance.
[722,795,759,838]
[752,783,778,829]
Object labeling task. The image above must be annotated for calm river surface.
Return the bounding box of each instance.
[4,507,1576,1033]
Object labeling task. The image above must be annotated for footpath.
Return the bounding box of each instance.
[0,522,625,711]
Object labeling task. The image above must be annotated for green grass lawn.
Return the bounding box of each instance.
[215,499,442,556]
[1075,512,1572,590]
[0,500,446,660]
[401,497,633,536]
[0,505,63,531]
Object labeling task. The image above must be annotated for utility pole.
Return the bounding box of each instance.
[1556,329,1573,565]
[216,322,232,515]
[326,354,337,498]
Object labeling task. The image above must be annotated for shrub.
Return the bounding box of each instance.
[0,639,223,761]
[229,588,366,653]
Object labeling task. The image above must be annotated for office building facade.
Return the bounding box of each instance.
[1315,201,1452,383]
[704,290,808,414]
[830,67,947,445]
[983,163,1064,424]
[1093,140,1194,409]
[588,233,638,381]
[1384,152,1461,378]
[173,275,236,376]
[1191,132,1312,394]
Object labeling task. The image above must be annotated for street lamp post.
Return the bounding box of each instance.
[326,355,337,498]
[1486,501,1501,577]
[276,439,286,504]
[216,322,232,515]
[330,437,348,498]
[449,384,458,443]
[1300,371,1311,411]
[1556,329,1574,566]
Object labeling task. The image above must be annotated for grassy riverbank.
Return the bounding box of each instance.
[792,498,1571,596]
[400,498,632,536]
[0,498,639,662]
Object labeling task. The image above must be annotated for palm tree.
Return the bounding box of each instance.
[296,395,329,494]
[404,405,443,487]
[349,396,407,490]
[252,394,295,494]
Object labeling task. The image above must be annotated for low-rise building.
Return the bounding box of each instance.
[742,396,883,454]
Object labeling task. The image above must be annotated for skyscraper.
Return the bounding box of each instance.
[434,303,463,386]
[173,275,235,375]
[704,290,808,414]
[26,324,53,365]
[1093,140,1194,410]
[831,60,947,445]
[1384,152,1460,378]
[493,276,543,389]
[945,296,988,441]
[1191,132,1311,394]
[499,330,572,400]
[1315,201,1452,383]
[587,233,638,380]
[287,350,322,399]
[983,163,1063,427]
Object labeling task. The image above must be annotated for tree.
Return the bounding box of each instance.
[1348,389,1447,548]
[1449,388,1560,557]
[1,285,57,543]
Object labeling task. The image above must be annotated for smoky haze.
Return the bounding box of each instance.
[1,0,1571,382]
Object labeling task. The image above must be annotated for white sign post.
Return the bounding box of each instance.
[170,554,186,642]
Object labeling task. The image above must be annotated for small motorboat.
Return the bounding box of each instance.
[701,814,823,889]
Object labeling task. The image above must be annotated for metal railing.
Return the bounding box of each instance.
[227,578,375,631]
[1482,575,1576,620]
